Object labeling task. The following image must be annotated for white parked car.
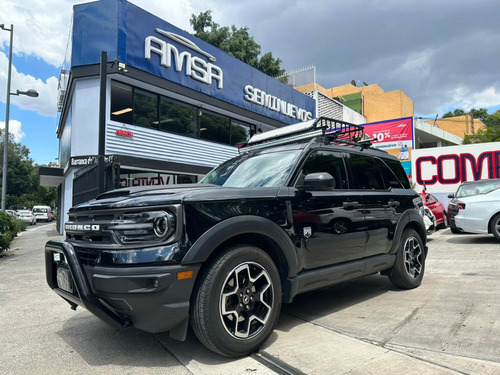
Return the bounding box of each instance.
[17,210,37,225]
[32,205,53,222]
[5,209,18,218]
[453,186,500,241]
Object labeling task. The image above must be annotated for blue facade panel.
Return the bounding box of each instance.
[72,0,316,125]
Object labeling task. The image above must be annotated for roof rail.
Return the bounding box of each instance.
[240,117,368,153]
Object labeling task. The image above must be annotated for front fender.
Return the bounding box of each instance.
[181,215,299,278]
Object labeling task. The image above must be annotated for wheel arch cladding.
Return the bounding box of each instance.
[390,209,427,256]
[181,215,298,279]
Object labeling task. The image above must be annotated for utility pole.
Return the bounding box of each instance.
[97,51,107,195]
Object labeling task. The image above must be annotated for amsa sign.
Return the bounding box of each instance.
[71,0,315,125]
[412,142,500,193]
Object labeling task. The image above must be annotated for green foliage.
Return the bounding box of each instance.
[0,130,57,210]
[190,11,285,77]
[443,109,466,118]
[0,212,24,251]
[463,109,500,144]
[470,108,489,122]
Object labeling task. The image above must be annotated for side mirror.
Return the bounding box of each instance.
[303,172,335,191]
[447,193,455,198]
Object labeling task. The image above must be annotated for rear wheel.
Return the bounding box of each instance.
[191,245,282,357]
[438,212,448,229]
[490,213,500,241]
[389,228,425,289]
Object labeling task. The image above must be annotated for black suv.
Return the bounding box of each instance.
[45,118,427,357]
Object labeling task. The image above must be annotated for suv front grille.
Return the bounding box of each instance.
[76,248,99,266]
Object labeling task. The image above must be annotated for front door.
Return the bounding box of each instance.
[292,150,367,269]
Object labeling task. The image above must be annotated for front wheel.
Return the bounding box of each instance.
[388,228,425,289]
[490,213,500,241]
[191,245,282,357]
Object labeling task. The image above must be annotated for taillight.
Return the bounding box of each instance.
[457,203,466,210]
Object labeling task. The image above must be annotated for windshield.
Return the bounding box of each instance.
[200,150,300,187]
[456,180,500,198]
[33,208,48,213]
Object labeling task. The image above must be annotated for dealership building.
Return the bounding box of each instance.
[42,0,370,232]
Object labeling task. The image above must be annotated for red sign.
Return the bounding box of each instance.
[363,117,413,150]
[116,129,134,138]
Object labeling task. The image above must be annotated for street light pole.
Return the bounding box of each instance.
[1,24,39,211]
[1,24,13,212]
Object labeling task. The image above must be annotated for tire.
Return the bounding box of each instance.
[190,245,282,357]
[489,213,500,241]
[450,226,461,234]
[438,212,448,229]
[388,228,425,289]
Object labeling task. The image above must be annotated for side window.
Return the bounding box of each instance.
[349,153,385,190]
[381,158,411,189]
[375,157,404,189]
[298,150,348,189]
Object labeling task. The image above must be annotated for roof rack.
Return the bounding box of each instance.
[240,117,369,153]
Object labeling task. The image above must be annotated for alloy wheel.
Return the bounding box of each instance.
[219,261,274,340]
[403,236,423,278]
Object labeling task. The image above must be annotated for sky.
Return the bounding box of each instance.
[1,0,499,165]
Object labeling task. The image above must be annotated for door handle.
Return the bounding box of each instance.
[343,201,360,209]
[388,199,400,208]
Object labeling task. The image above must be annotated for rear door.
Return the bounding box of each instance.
[292,149,367,269]
[346,153,404,257]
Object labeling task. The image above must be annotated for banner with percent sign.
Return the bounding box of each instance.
[362,117,414,176]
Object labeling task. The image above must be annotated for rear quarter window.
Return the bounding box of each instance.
[380,158,411,189]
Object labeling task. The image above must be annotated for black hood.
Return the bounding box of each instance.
[69,184,286,212]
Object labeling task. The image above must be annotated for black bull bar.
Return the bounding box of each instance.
[45,240,131,328]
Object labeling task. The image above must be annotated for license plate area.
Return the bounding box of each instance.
[55,253,75,294]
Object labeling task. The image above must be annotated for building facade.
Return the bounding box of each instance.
[296,82,414,123]
[43,0,317,232]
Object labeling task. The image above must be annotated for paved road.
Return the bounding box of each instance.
[0,224,499,374]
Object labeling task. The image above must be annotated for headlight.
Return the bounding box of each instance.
[105,210,176,245]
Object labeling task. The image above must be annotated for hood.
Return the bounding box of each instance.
[69,184,286,212]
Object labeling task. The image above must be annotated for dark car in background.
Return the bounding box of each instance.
[448,179,500,233]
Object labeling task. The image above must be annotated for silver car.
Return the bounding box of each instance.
[17,210,37,225]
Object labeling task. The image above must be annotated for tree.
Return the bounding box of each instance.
[190,11,286,77]
[443,109,466,118]
[463,109,500,144]
[0,130,57,209]
[470,108,489,122]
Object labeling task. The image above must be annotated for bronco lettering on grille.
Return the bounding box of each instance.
[65,224,100,231]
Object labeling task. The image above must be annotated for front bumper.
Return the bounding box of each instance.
[45,240,200,339]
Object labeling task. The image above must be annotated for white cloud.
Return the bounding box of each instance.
[446,86,500,112]
[0,119,25,142]
[0,0,197,68]
[0,52,58,117]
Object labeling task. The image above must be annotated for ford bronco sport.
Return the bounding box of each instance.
[45,117,427,357]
